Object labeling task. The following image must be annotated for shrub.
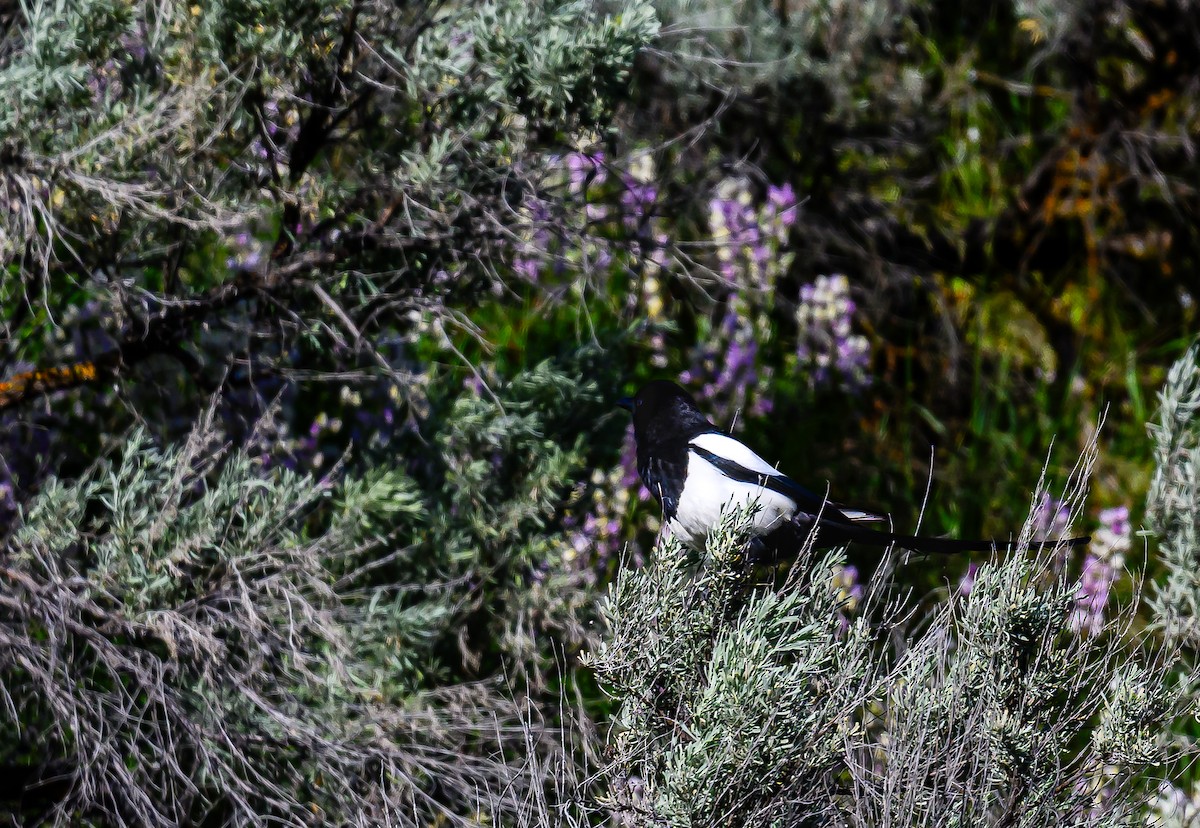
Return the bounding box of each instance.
[589,440,1183,825]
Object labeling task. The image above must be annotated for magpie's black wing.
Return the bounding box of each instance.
[639,454,687,522]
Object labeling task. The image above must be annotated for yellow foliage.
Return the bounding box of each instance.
[1018,18,1045,45]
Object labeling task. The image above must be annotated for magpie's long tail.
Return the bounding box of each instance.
[833,523,1090,554]
[765,519,1091,555]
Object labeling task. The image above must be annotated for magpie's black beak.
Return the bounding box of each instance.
[616,396,634,412]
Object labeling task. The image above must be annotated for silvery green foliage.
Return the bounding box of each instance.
[0,0,658,319]
[396,0,656,196]
[855,549,1175,826]
[379,358,610,683]
[1148,343,1200,643]
[647,0,928,117]
[587,508,882,825]
[448,2,658,134]
[591,470,1179,826]
[0,398,585,826]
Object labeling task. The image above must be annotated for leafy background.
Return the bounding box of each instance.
[1,0,1199,824]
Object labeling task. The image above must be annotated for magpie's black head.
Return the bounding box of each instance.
[620,380,714,447]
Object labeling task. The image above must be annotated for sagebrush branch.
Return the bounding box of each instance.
[0,250,335,412]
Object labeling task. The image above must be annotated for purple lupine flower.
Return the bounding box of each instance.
[565,152,607,193]
[685,178,808,426]
[561,428,649,569]
[708,192,768,285]
[958,561,979,596]
[564,450,642,574]
[264,99,280,136]
[592,244,613,271]
[512,197,555,282]
[765,183,799,231]
[796,274,871,392]
[1092,506,1133,566]
[464,373,486,396]
[833,564,865,634]
[621,180,658,229]
[1072,554,1116,636]
[226,230,265,270]
[120,30,149,61]
[0,480,14,527]
[1098,506,1131,539]
[512,255,541,282]
[709,178,793,293]
[1031,493,1071,541]
[1151,781,1200,824]
[680,310,767,431]
[766,182,797,210]
[1071,506,1131,636]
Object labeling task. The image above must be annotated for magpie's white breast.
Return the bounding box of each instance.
[667,434,797,548]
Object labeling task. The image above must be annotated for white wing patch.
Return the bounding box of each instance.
[669,447,796,549]
[687,431,889,530]
[688,432,782,477]
[841,508,887,523]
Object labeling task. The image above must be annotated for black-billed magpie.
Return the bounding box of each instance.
[619,380,1091,554]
